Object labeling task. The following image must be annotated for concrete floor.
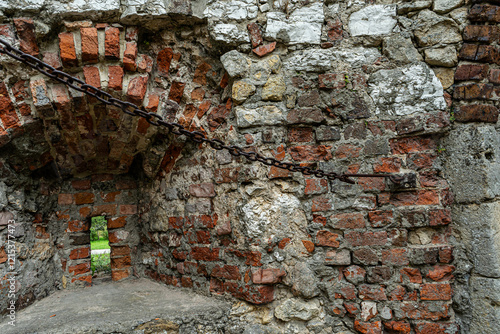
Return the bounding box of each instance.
[0,278,232,334]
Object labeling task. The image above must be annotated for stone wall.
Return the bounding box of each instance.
[0,0,498,333]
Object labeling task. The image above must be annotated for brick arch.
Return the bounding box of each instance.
[0,18,232,178]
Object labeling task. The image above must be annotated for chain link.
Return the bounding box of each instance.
[0,38,394,184]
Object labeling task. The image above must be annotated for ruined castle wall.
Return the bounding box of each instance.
[0,0,498,333]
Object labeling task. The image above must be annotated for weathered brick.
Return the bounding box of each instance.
[214,168,240,184]
[463,25,498,42]
[381,249,408,266]
[0,83,20,130]
[157,48,174,76]
[191,247,219,261]
[384,321,411,334]
[368,211,393,228]
[287,108,325,124]
[453,83,494,100]
[13,18,39,56]
[427,265,455,282]
[74,192,95,205]
[80,27,98,63]
[400,267,422,283]
[420,283,452,300]
[247,22,263,48]
[111,256,132,269]
[68,262,91,275]
[358,284,387,300]
[401,302,449,320]
[331,212,366,229]
[459,44,500,64]
[168,81,185,104]
[469,4,500,22]
[59,32,78,67]
[251,268,285,284]
[455,104,499,123]
[83,66,101,89]
[253,42,277,57]
[353,248,379,265]
[316,230,340,247]
[120,205,137,215]
[123,42,138,71]
[345,231,388,247]
[127,75,148,104]
[189,183,216,198]
[105,27,120,59]
[455,64,489,81]
[312,197,332,212]
[289,145,332,161]
[304,178,328,195]
[325,249,351,265]
[58,193,73,205]
[69,247,90,260]
[108,66,124,91]
[318,73,346,90]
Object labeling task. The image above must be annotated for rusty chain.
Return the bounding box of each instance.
[0,38,396,185]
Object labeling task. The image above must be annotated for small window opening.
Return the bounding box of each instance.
[90,216,111,282]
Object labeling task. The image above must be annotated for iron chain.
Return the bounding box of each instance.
[0,38,393,184]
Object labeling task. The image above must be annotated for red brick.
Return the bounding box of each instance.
[13,18,39,56]
[354,320,382,334]
[191,87,205,101]
[414,323,458,334]
[168,81,185,104]
[302,240,315,253]
[105,27,120,59]
[92,204,117,216]
[118,205,136,215]
[67,220,90,232]
[191,247,219,261]
[368,211,393,228]
[400,267,422,283]
[469,4,500,22]
[157,48,174,76]
[71,275,92,284]
[489,68,500,84]
[252,42,276,57]
[211,265,241,280]
[383,321,411,334]
[288,127,314,143]
[439,246,454,263]
[316,230,340,247]
[318,73,346,90]
[116,180,137,190]
[111,256,132,269]
[59,32,78,67]
[454,64,489,81]
[459,44,500,64]
[58,193,73,205]
[207,99,232,131]
[69,247,90,260]
[427,265,455,282]
[110,246,130,258]
[373,157,402,173]
[327,20,344,42]
[304,178,328,195]
[247,22,263,48]
[71,179,91,190]
[108,216,127,229]
[193,62,212,85]
[111,269,129,281]
[312,197,332,212]
[455,104,499,123]
[181,276,193,287]
[358,285,387,301]
[345,231,387,247]
[123,42,138,71]
[331,212,365,229]
[289,145,333,161]
[108,66,124,91]
[214,168,240,184]
[335,144,361,159]
[68,262,91,275]
[251,268,285,284]
[74,192,95,205]
[401,302,449,320]
[454,83,494,100]
[83,66,101,89]
[429,209,451,226]
[189,183,215,198]
[127,75,148,104]
[378,190,440,206]
[137,54,153,73]
[381,248,408,266]
[390,137,436,154]
[420,283,452,300]
[0,82,20,130]
[80,27,98,63]
[463,25,498,42]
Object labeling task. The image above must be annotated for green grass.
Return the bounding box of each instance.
[91,239,110,250]
[91,253,111,275]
